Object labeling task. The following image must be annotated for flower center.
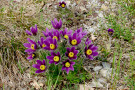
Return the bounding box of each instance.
[71,39,77,45]
[31,44,35,50]
[53,36,58,40]
[65,62,70,67]
[50,44,55,50]
[64,35,68,39]
[109,32,112,34]
[42,44,46,48]
[53,56,59,62]
[61,4,65,8]
[40,65,46,70]
[68,52,74,58]
[32,54,35,57]
[86,49,92,55]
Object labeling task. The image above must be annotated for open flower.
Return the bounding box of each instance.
[26,24,38,36]
[38,37,46,48]
[27,53,36,60]
[51,18,62,29]
[43,37,58,50]
[65,47,78,60]
[48,30,61,41]
[84,44,98,60]
[59,1,66,8]
[107,28,114,36]
[33,60,47,73]
[62,59,75,74]
[46,52,61,65]
[23,38,37,53]
[75,27,87,38]
[69,33,81,46]
[85,38,92,46]
[60,28,72,39]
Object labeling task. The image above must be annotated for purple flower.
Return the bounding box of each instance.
[33,60,47,73]
[107,28,114,36]
[62,59,75,74]
[59,1,66,8]
[85,38,92,46]
[43,37,58,50]
[69,33,81,46]
[51,18,62,29]
[46,52,61,65]
[65,47,78,60]
[60,28,72,39]
[42,28,50,37]
[84,44,98,60]
[25,24,38,36]
[75,27,87,38]
[48,30,61,41]
[37,37,47,48]
[23,38,37,53]
[27,53,36,60]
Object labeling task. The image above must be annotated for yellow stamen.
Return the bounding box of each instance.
[64,35,69,39]
[53,56,59,62]
[86,49,92,55]
[53,36,58,40]
[68,52,74,57]
[31,44,35,50]
[71,39,77,45]
[42,44,46,48]
[32,54,35,57]
[109,32,112,34]
[50,44,55,50]
[40,65,46,70]
[61,4,65,8]
[65,62,70,67]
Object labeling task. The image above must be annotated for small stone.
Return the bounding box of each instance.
[88,28,95,33]
[98,78,107,84]
[89,80,103,88]
[98,13,104,17]
[100,69,112,79]
[93,66,102,72]
[102,62,111,69]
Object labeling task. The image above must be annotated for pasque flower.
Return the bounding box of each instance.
[46,52,61,65]
[84,44,98,60]
[51,18,62,29]
[107,28,114,36]
[75,27,87,38]
[26,24,38,36]
[69,33,81,46]
[85,38,92,46]
[23,38,37,53]
[59,1,66,8]
[48,30,61,41]
[38,37,46,48]
[27,53,36,60]
[65,47,78,60]
[33,60,47,73]
[62,59,75,74]
[60,28,72,39]
[43,37,58,50]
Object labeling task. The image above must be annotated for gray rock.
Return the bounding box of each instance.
[102,62,111,69]
[93,66,102,72]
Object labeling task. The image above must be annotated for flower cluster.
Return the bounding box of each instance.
[23,18,98,74]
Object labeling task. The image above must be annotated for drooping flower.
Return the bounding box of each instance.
[23,38,37,53]
[69,33,81,46]
[65,47,78,60]
[51,18,62,29]
[43,37,58,50]
[62,59,75,74]
[48,30,61,41]
[38,37,46,48]
[32,60,47,73]
[85,38,92,46]
[84,44,98,60]
[46,52,61,65]
[27,53,36,60]
[75,27,87,38]
[60,28,72,39]
[59,1,66,8]
[107,28,114,36]
[26,24,38,36]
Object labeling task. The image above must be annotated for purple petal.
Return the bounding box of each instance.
[66,68,70,74]
[27,38,36,44]
[71,47,75,52]
[36,60,43,65]
[25,49,35,53]
[69,66,74,71]
[27,55,33,60]
[23,43,31,48]
[88,55,94,60]
[25,30,32,35]
[62,67,66,71]
[32,64,40,69]
[91,46,98,51]
[92,52,98,56]
[49,61,54,64]
[46,56,53,60]
[35,70,45,73]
